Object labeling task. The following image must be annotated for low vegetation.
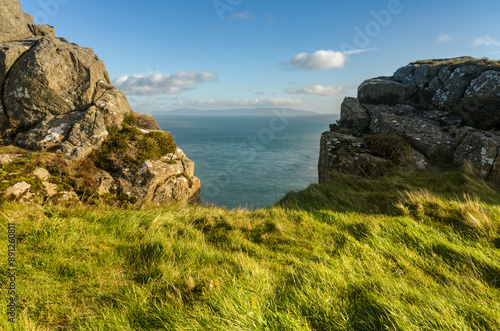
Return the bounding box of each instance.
[91,113,176,173]
[364,134,412,164]
[412,56,500,72]
[1,164,499,330]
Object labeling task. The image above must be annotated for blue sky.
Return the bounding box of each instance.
[20,0,500,114]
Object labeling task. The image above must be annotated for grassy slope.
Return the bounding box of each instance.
[1,165,500,330]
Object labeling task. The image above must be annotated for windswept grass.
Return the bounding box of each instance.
[1,165,500,330]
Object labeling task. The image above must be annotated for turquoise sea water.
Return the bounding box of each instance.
[156,113,338,209]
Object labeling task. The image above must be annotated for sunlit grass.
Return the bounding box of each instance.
[1,165,499,330]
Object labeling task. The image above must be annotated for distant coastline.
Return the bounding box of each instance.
[153,107,319,117]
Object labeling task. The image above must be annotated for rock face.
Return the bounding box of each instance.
[0,0,34,43]
[320,57,500,186]
[0,0,200,206]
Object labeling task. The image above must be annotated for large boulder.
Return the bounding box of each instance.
[358,77,417,105]
[3,37,111,127]
[453,131,500,179]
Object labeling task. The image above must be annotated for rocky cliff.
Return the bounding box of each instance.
[320,57,500,186]
[0,0,200,205]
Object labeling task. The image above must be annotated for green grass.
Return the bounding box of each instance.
[1,165,500,330]
[411,57,500,72]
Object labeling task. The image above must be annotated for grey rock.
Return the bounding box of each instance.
[432,66,476,108]
[358,77,417,105]
[370,109,462,162]
[0,39,38,111]
[5,181,31,197]
[318,132,389,183]
[3,37,110,127]
[459,70,500,129]
[393,65,416,86]
[61,106,109,159]
[28,24,56,38]
[0,0,33,43]
[33,167,50,181]
[93,81,132,128]
[438,67,452,82]
[339,97,370,130]
[95,170,116,195]
[453,131,500,180]
[116,148,201,205]
[414,65,430,89]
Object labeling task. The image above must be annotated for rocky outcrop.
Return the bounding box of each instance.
[0,0,200,206]
[320,57,500,186]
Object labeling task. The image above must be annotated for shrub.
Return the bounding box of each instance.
[91,124,176,173]
[365,134,412,163]
[136,114,161,130]
[123,112,161,130]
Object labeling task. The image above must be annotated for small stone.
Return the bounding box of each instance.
[5,181,31,197]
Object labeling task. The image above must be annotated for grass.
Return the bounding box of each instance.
[411,56,500,71]
[1,164,500,330]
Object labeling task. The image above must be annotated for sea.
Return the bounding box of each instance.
[155,112,338,209]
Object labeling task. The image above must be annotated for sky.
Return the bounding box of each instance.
[20,0,500,115]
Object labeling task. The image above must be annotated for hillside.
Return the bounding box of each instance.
[1,164,499,330]
[156,108,318,117]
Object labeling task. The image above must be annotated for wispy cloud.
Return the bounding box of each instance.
[473,36,500,47]
[112,72,218,96]
[285,85,344,96]
[342,48,378,55]
[436,33,453,44]
[228,11,254,20]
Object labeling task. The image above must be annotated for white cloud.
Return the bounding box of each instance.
[473,36,500,47]
[285,85,344,96]
[112,71,218,96]
[289,50,347,70]
[228,11,254,20]
[436,33,453,44]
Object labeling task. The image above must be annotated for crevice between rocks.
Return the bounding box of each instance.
[1,38,42,123]
[487,144,500,180]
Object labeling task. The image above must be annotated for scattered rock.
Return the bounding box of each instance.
[33,167,50,181]
[5,181,31,197]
